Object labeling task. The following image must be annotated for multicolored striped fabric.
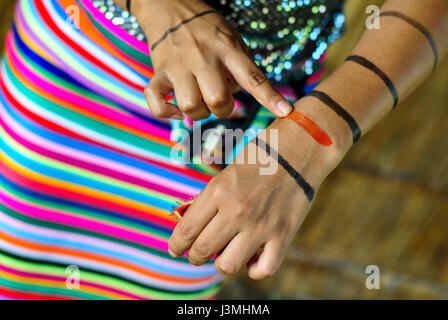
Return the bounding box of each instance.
[0,0,226,300]
[0,0,324,300]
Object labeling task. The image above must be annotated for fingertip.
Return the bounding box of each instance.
[168,248,180,258]
[246,243,282,280]
[246,252,261,279]
[276,100,294,118]
[151,102,184,119]
[247,264,263,280]
[247,262,275,280]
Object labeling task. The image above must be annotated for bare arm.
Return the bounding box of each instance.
[278,0,448,158]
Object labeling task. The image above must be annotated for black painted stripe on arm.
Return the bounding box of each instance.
[150,10,219,51]
[251,137,315,202]
[346,55,399,109]
[380,11,438,71]
[308,90,362,144]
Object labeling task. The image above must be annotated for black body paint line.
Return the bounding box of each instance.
[250,137,315,202]
[150,10,219,51]
[308,90,362,144]
[346,55,399,109]
[380,11,438,71]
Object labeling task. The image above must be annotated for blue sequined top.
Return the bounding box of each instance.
[92,0,345,83]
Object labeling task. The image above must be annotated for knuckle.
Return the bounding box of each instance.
[178,222,196,241]
[209,180,226,198]
[248,70,268,89]
[179,99,199,113]
[258,265,276,279]
[168,32,183,49]
[233,199,251,217]
[206,92,228,109]
[191,242,211,258]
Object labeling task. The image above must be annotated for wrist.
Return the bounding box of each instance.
[263,115,348,188]
[131,0,173,33]
[132,0,210,38]
[131,0,158,30]
[292,96,353,158]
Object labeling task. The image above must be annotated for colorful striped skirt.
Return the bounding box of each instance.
[0,0,229,299]
[0,0,321,299]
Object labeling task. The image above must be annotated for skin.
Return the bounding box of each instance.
[121,0,294,120]
[114,0,448,279]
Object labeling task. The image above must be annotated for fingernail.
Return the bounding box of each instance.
[168,249,179,258]
[276,101,293,117]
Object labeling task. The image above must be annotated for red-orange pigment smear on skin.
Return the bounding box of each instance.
[286,111,333,147]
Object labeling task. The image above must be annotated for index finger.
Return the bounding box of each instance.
[221,49,293,117]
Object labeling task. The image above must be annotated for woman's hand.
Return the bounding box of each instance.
[133,0,293,120]
[167,115,345,279]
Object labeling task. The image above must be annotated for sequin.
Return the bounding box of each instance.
[92,0,146,42]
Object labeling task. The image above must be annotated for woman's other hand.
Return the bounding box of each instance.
[133,0,293,120]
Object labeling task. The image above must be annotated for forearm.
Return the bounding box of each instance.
[273,0,448,170]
